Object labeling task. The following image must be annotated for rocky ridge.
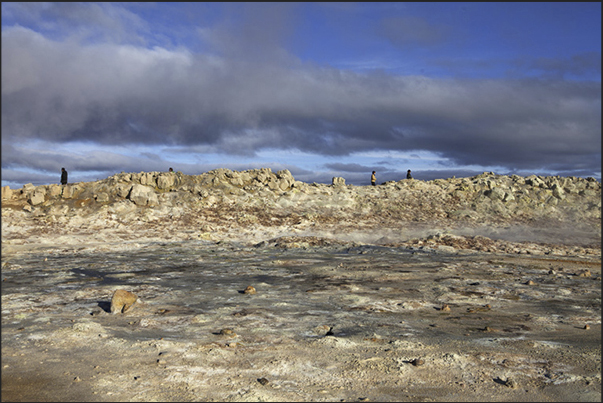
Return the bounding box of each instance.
[2,168,601,251]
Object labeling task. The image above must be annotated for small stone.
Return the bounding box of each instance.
[441,304,451,312]
[484,304,491,309]
[359,398,370,402]
[411,358,425,366]
[258,377,269,385]
[73,376,81,382]
[526,280,535,285]
[243,286,256,294]
[313,325,331,335]
[584,324,590,330]
[110,289,138,314]
[577,270,591,277]
[504,378,518,388]
[220,328,236,336]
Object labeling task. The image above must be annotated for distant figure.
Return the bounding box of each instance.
[407,169,412,180]
[371,171,376,186]
[60,168,68,185]
[169,167,174,172]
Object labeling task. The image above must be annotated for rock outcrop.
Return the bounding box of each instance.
[1,169,600,248]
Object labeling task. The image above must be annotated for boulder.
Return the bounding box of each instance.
[28,188,46,205]
[110,289,138,314]
[332,177,346,186]
[128,184,158,206]
[487,187,506,201]
[94,192,110,203]
[61,185,75,199]
[115,184,132,198]
[2,186,13,200]
[552,184,565,200]
[157,173,176,190]
[139,172,156,186]
[48,185,62,197]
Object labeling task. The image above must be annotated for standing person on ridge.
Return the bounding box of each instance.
[371,171,376,186]
[407,169,412,179]
[60,167,68,185]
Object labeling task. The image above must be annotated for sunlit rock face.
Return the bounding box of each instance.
[1,169,600,249]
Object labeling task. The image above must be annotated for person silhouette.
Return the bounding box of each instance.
[61,168,68,185]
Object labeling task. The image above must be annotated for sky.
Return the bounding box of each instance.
[1,2,601,188]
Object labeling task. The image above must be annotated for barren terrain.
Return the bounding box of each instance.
[2,169,600,401]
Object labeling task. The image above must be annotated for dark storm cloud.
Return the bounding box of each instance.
[2,3,601,186]
[1,142,166,174]
[324,163,380,173]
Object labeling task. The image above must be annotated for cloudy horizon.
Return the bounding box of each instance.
[2,2,601,188]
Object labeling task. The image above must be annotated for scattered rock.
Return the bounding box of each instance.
[243,285,256,294]
[411,358,425,366]
[503,378,518,388]
[313,325,331,336]
[258,377,269,385]
[219,328,236,336]
[110,289,138,314]
[440,304,451,312]
[584,324,590,330]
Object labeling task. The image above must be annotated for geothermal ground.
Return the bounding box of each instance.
[1,169,601,402]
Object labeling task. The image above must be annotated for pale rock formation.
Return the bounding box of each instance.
[1,186,13,200]
[157,173,176,190]
[332,177,346,186]
[48,185,62,198]
[128,184,159,206]
[28,188,46,206]
[1,169,600,249]
[110,289,138,314]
